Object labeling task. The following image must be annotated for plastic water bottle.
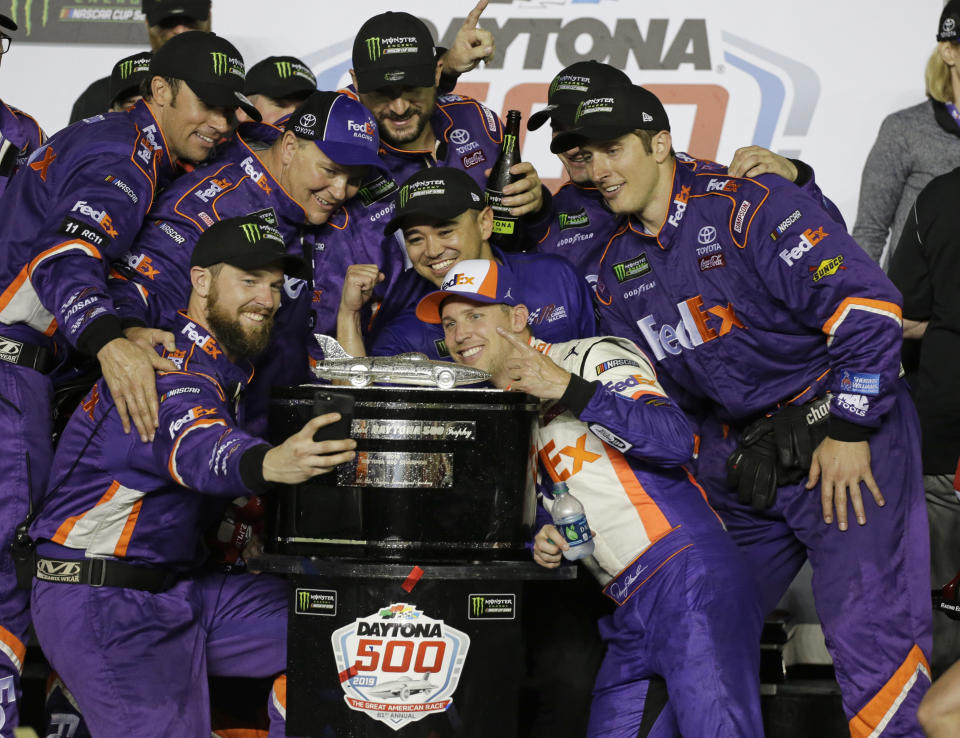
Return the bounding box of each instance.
[550,480,595,560]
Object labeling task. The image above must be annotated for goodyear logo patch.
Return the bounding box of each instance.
[612,253,651,284]
[467,593,516,620]
[295,588,337,616]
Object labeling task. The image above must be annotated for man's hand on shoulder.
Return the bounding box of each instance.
[728,146,798,182]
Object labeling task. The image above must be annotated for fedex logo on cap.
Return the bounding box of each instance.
[443,273,476,289]
[347,120,375,135]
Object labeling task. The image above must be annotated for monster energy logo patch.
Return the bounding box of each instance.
[575,96,616,122]
[240,223,261,243]
[211,51,228,75]
[612,252,651,283]
[365,36,381,61]
[551,74,590,96]
[468,593,516,620]
[358,175,398,206]
[248,207,278,227]
[398,185,410,208]
[295,588,337,616]
[275,60,292,78]
[433,338,450,358]
[558,208,589,231]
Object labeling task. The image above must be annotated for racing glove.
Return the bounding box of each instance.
[771,396,831,483]
[726,417,779,510]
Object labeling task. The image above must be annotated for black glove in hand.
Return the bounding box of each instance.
[771,398,830,483]
[726,418,778,510]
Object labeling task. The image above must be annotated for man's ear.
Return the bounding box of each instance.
[433,59,444,86]
[191,265,211,298]
[279,130,299,167]
[478,206,494,240]
[511,303,529,332]
[150,75,172,107]
[652,130,672,164]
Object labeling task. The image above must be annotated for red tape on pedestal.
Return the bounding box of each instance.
[338,663,359,683]
[401,565,424,592]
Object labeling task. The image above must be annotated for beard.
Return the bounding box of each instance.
[206,282,274,359]
[377,93,436,147]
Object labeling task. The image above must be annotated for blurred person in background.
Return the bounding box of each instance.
[70,0,212,123]
[0,11,44,198]
[241,55,317,125]
[108,51,152,113]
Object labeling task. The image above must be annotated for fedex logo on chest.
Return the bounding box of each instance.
[636,295,745,361]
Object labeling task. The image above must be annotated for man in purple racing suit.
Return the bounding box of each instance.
[0,31,260,736]
[552,82,932,736]
[0,12,45,199]
[415,258,764,737]
[28,216,357,737]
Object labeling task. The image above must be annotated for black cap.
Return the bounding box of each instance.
[150,31,261,121]
[0,13,16,32]
[191,215,306,278]
[384,167,484,235]
[352,12,437,93]
[528,61,631,132]
[245,56,317,100]
[939,0,960,41]
[550,84,670,154]
[110,52,152,107]
[142,0,210,26]
[284,91,386,172]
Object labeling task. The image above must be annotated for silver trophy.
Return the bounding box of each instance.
[312,335,490,389]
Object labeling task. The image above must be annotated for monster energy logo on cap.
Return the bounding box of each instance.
[468,593,516,620]
[275,60,292,78]
[295,588,337,616]
[211,51,228,75]
[365,36,382,61]
[240,223,261,243]
[119,60,135,78]
[398,184,410,208]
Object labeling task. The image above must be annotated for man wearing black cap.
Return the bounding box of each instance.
[346,5,545,221]
[0,32,257,732]
[556,82,933,736]
[0,11,45,199]
[70,0,212,123]
[108,51,152,113]
[531,61,842,286]
[109,90,404,434]
[336,166,594,361]
[27,215,355,737]
[243,55,318,124]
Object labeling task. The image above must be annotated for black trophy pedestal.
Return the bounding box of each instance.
[250,555,574,738]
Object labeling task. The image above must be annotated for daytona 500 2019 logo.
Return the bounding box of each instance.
[331,603,470,731]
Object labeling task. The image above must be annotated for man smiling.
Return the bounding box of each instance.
[415,258,764,737]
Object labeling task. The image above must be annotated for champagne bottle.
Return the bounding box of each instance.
[485,110,524,252]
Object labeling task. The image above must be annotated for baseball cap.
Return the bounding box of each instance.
[352,11,437,92]
[939,0,960,41]
[528,61,631,132]
[150,31,260,121]
[110,52,152,107]
[285,91,386,172]
[416,259,520,324]
[190,215,306,278]
[0,13,16,32]
[142,0,210,26]
[384,167,484,236]
[245,56,317,100]
[550,83,670,154]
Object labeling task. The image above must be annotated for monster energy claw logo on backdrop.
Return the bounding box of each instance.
[211,51,228,75]
[467,593,516,620]
[365,36,381,61]
[298,590,310,611]
[471,596,484,616]
[275,60,292,78]
[240,223,261,243]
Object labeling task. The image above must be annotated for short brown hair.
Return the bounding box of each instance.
[138,75,181,102]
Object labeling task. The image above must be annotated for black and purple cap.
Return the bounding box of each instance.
[939,0,960,41]
[285,91,386,173]
[416,259,520,324]
[142,0,210,26]
[110,51,152,106]
[352,11,437,92]
[528,61,631,132]
[150,31,261,121]
[384,167,484,236]
[191,215,306,278]
[550,83,670,154]
[245,56,317,100]
[0,13,16,32]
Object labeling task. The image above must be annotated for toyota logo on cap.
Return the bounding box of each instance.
[300,113,317,128]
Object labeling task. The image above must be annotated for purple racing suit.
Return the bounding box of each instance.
[0,99,44,198]
[594,154,931,736]
[531,334,763,737]
[369,247,598,358]
[29,311,287,737]
[0,100,176,737]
